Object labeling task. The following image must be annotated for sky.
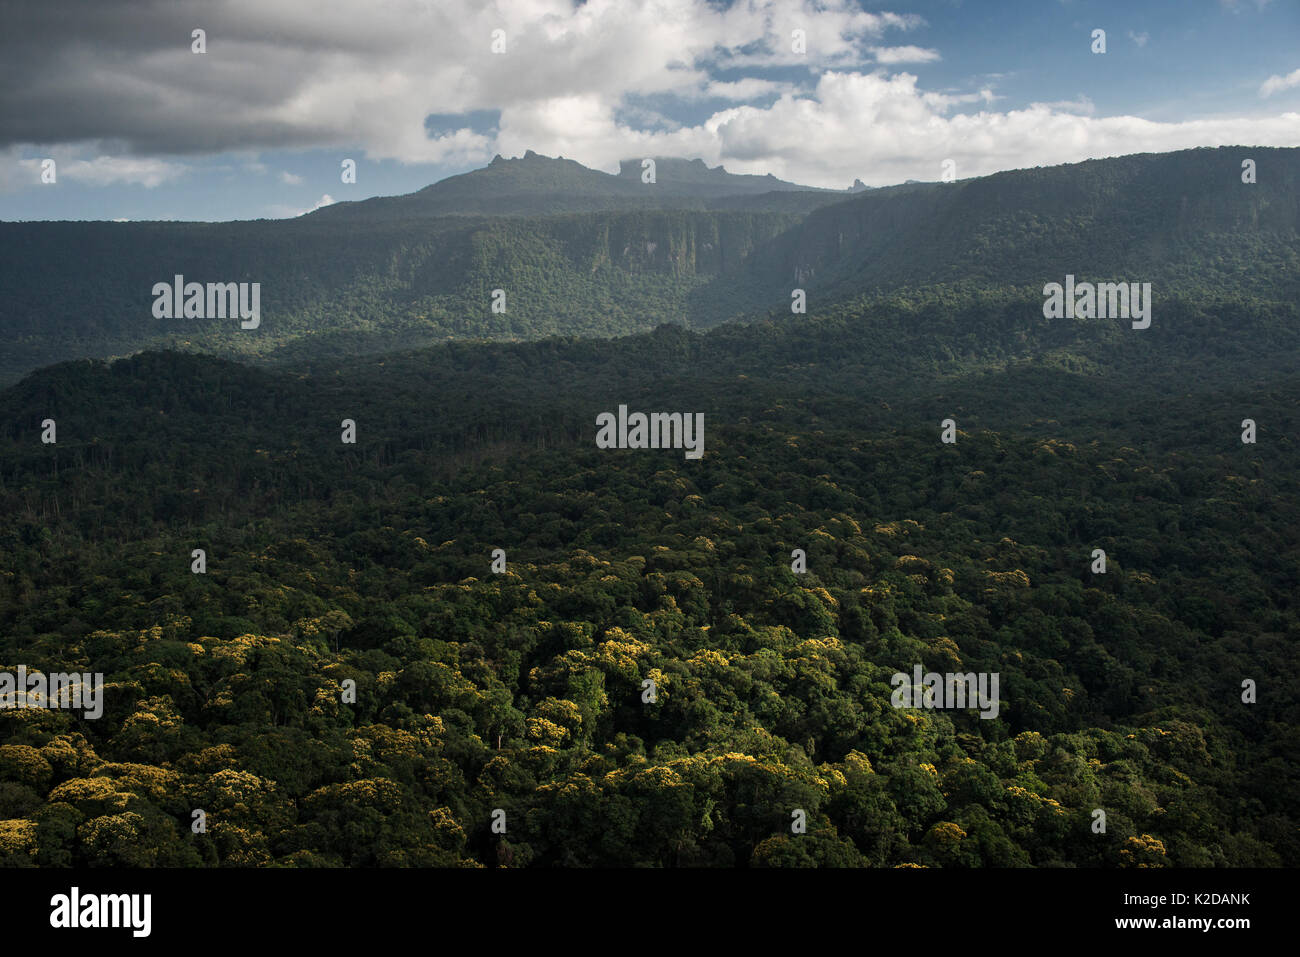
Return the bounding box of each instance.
[1,0,1298,222]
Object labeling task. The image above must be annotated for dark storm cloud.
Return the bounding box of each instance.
[0,0,402,153]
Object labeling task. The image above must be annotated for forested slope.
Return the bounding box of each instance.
[729,146,1300,302]
[4,147,1297,384]
[0,209,798,381]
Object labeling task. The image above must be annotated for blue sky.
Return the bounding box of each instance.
[1,0,1297,222]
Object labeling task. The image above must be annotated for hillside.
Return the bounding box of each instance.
[728,146,1300,304]
[2,147,1297,386]
[0,209,801,381]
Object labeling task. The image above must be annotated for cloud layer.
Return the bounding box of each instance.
[2,0,1298,191]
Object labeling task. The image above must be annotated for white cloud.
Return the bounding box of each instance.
[65,155,183,186]
[704,79,790,101]
[280,171,304,184]
[0,145,184,191]
[1127,31,1149,48]
[2,0,1297,198]
[485,70,1300,189]
[1,0,923,165]
[1030,95,1095,115]
[943,88,1000,107]
[872,46,941,64]
[266,192,335,219]
[1260,68,1300,97]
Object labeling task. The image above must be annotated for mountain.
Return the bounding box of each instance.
[0,208,803,382]
[2,146,1298,384]
[308,150,847,220]
[728,146,1300,303]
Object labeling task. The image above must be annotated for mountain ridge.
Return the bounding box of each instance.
[1,145,1297,383]
[306,150,851,220]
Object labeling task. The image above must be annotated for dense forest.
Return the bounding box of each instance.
[0,208,801,379]
[1,264,1297,865]
[2,144,1297,869]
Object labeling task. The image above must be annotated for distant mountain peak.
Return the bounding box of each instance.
[610,155,825,193]
[309,150,842,221]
